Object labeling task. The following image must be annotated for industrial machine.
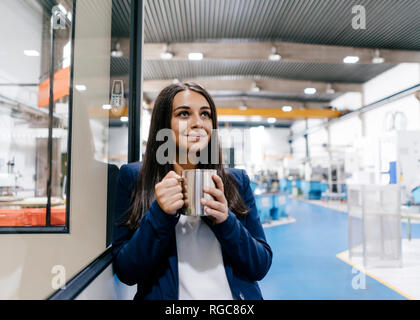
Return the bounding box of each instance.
[379,131,420,205]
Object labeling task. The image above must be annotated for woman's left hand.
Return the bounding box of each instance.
[201,174,228,224]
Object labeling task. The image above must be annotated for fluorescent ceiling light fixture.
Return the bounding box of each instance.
[111,42,123,58]
[372,49,385,64]
[120,116,129,122]
[267,117,276,123]
[282,105,292,112]
[188,52,204,61]
[75,85,87,91]
[326,83,335,94]
[24,50,40,57]
[102,104,112,110]
[251,81,260,92]
[304,88,316,95]
[160,44,173,60]
[160,51,173,60]
[343,56,359,64]
[268,53,281,61]
[268,46,281,61]
[111,51,123,58]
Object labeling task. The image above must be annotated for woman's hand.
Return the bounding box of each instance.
[155,171,184,215]
[201,174,228,224]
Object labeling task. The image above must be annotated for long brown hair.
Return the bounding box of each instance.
[122,82,249,230]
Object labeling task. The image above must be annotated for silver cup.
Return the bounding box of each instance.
[178,169,217,216]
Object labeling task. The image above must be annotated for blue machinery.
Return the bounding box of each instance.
[254,192,288,224]
[253,178,350,223]
[300,181,329,200]
[279,178,330,200]
[280,178,349,200]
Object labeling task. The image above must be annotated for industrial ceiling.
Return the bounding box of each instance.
[37,0,420,126]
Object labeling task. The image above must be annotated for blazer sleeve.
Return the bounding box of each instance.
[111,164,180,286]
[208,169,273,281]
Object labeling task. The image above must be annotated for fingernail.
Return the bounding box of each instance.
[201,198,206,204]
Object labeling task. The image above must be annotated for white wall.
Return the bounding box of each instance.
[308,127,328,159]
[330,92,362,111]
[298,63,420,185]
[218,126,290,175]
[363,64,420,105]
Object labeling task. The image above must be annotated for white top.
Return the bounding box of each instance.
[175,215,234,300]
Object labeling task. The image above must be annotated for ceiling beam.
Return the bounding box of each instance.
[142,41,420,64]
[88,104,340,120]
[143,78,362,95]
[211,98,329,109]
[216,107,342,120]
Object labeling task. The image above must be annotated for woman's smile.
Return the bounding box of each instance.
[185,130,207,141]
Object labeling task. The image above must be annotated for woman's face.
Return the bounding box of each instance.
[170,89,213,154]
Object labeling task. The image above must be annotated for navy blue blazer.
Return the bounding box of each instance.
[111,162,272,300]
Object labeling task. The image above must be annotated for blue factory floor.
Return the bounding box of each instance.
[259,198,420,300]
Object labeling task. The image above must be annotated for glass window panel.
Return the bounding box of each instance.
[0,0,73,229]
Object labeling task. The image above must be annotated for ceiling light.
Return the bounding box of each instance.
[372,49,385,64]
[267,117,276,123]
[75,85,87,91]
[304,88,316,95]
[326,83,335,94]
[188,52,204,61]
[120,116,129,122]
[251,81,260,92]
[160,44,173,60]
[268,46,281,61]
[282,105,292,112]
[160,51,173,60]
[24,50,40,57]
[111,41,123,58]
[343,56,359,64]
[102,104,112,110]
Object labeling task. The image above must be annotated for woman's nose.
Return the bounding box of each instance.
[190,113,204,128]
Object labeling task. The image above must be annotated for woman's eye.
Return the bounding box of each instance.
[178,111,189,117]
[201,111,211,118]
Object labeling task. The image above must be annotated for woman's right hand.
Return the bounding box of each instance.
[155,170,184,215]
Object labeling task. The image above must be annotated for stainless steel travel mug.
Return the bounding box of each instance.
[178,169,217,216]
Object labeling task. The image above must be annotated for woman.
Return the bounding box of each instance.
[112,82,272,300]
